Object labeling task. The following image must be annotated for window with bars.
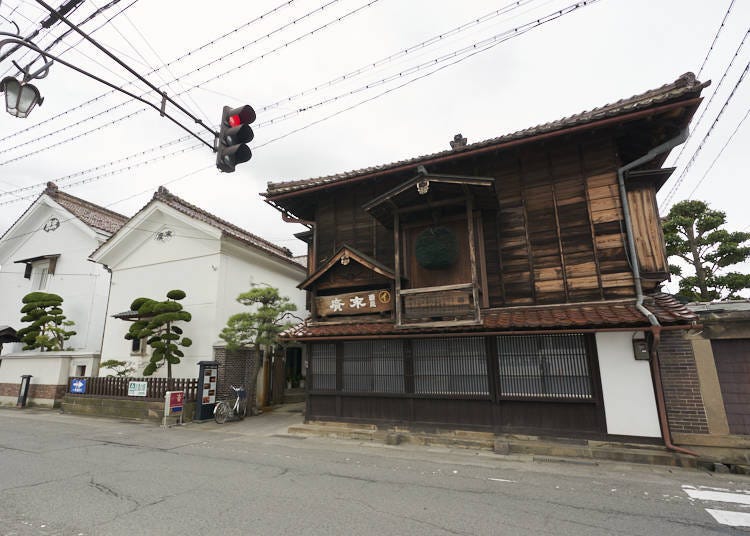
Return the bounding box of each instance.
[496,334,592,399]
[342,340,405,393]
[310,343,336,390]
[413,337,489,395]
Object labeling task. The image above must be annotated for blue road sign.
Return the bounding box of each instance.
[70,378,86,394]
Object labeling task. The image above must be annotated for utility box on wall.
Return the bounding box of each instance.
[633,339,650,360]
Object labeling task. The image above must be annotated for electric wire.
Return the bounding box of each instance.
[0,0,301,144]
[0,0,595,201]
[666,28,749,171]
[0,0,530,159]
[661,59,750,209]
[0,0,382,163]
[0,0,533,163]
[686,105,750,200]
[697,0,736,79]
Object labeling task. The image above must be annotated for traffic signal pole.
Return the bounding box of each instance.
[0,33,215,149]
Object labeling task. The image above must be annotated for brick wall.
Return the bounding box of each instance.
[0,382,66,405]
[213,346,259,405]
[659,330,709,434]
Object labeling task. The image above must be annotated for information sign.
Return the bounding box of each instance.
[128,381,148,397]
[70,378,86,394]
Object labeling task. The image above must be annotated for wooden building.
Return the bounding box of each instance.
[263,73,707,443]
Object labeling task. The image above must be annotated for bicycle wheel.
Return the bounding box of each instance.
[214,401,230,424]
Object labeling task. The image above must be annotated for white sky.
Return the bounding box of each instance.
[0,0,748,265]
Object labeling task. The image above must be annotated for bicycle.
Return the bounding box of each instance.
[213,385,247,424]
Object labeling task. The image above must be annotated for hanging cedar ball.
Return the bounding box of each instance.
[415,226,458,269]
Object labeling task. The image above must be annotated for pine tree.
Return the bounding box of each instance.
[663,200,750,301]
[219,285,297,413]
[16,292,76,351]
[124,290,192,379]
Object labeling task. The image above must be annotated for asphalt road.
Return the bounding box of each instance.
[1,406,749,536]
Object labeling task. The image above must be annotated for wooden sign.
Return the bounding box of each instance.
[316,289,392,317]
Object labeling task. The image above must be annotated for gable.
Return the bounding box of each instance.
[0,196,98,266]
[90,202,222,270]
[300,245,396,291]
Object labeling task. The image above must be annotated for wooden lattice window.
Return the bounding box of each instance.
[341,340,405,393]
[412,337,489,395]
[496,334,592,399]
[310,343,336,391]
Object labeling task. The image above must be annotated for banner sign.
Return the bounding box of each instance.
[201,368,217,404]
[316,289,392,317]
[128,381,148,397]
[165,391,184,415]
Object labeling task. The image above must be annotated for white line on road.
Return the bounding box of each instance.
[705,509,750,527]
[488,478,517,483]
[682,486,750,506]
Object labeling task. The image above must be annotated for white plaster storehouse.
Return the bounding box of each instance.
[90,186,307,381]
[0,182,127,405]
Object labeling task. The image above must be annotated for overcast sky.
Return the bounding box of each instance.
[1,0,748,267]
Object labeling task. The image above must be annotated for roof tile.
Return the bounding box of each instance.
[266,73,708,198]
[282,294,696,339]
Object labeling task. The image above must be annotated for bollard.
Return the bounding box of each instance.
[16,375,32,408]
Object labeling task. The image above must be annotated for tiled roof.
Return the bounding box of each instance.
[0,182,127,243]
[282,293,697,339]
[92,186,303,270]
[265,73,708,198]
[45,182,128,234]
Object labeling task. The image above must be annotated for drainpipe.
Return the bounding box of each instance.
[617,127,698,457]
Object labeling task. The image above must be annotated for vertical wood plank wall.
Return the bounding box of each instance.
[311,132,667,307]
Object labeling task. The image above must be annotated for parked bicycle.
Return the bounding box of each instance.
[213,385,247,424]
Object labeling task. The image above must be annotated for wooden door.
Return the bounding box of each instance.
[711,339,750,435]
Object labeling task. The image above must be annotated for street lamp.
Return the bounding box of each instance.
[0,76,43,118]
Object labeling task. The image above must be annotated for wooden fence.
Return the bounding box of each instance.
[67,376,198,401]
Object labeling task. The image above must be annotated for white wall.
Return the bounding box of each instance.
[98,214,222,378]
[95,204,308,381]
[596,332,661,437]
[0,200,111,355]
[214,242,307,339]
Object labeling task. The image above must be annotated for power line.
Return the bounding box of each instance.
[0,141,206,207]
[667,28,749,170]
[687,105,750,199]
[0,0,359,157]
[257,0,539,114]
[256,0,602,150]
[0,0,595,202]
[662,59,750,209]
[0,0,299,144]
[697,0,736,78]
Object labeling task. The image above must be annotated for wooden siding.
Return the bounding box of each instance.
[627,185,669,288]
[309,131,667,307]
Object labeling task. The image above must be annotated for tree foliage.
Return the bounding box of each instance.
[663,200,750,301]
[16,292,76,351]
[100,359,136,377]
[123,289,192,379]
[219,285,298,412]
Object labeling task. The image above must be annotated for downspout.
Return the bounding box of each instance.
[617,127,698,457]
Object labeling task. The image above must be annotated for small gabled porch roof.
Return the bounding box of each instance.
[0,325,19,343]
[361,166,497,227]
[299,245,397,290]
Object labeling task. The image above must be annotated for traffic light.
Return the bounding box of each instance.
[215,105,256,173]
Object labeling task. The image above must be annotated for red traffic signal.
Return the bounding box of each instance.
[216,105,256,173]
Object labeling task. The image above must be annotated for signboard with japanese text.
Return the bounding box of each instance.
[128,381,148,397]
[165,391,184,415]
[316,289,392,317]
